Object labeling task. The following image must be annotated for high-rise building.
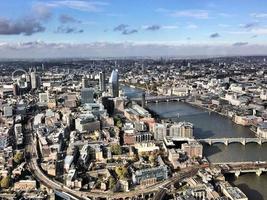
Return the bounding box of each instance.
[109,69,119,97]
[99,71,106,92]
[81,77,88,89]
[141,92,146,108]
[30,70,39,89]
[81,88,94,104]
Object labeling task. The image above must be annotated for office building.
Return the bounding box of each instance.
[99,71,106,92]
[109,69,119,97]
[81,88,94,104]
[30,71,39,89]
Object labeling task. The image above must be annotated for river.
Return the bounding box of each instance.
[122,86,267,200]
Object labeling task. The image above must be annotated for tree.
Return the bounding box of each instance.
[114,117,123,128]
[115,166,128,179]
[109,176,116,190]
[110,144,122,155]
[13,151,24,164]
[1,176,11,189]
[149,154,156,164]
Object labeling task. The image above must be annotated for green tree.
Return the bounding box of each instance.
[114,117,123,128]
[115,166,128,179]
[13,151,24,164]
[1,175,11,189]
[109,176,116,190]
[111,144,122,155]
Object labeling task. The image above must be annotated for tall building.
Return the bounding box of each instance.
[30,70,39,89]
[81,77,88,89]
[81,88,94,104]
[141,92,146,108]
[109,69,119,97]
[99,71,106,92]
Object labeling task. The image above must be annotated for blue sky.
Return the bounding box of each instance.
[0,0,267,58]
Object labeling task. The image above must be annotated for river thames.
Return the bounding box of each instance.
[122,86,267,200]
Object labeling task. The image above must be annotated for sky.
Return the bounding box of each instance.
[1,0,267,58]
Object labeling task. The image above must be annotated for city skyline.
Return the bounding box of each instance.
[1,0,267,58]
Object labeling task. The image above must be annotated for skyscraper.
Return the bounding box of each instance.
[82,76,88,89]
[30,69,39,89]
[99,71,106,92]
[109,69,119,97]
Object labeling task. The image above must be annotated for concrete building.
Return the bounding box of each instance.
[75,114,100,133]
[109,69,119,97]
[181,141,203,158]
[99,71,106,92]
[257,122,267,138]
[169,122,193,138]
[152,123,167,140]
[132,165,168,186]
[30,71,39,89]
[81,88,94,104]
[39,92,49,104]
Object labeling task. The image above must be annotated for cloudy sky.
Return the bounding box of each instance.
[1,0,267,58]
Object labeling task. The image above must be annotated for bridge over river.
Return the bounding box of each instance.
[197,137,267,146]
[213,161,267,177]
[131,95,188,103]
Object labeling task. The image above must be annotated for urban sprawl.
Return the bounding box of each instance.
[0,56,267,200]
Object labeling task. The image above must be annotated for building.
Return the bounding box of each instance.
[39,92,49,104]
[14,123,23,146]
[81,88,94,104]
[3,106,13,117]
[30,71,39,89]
[132,165,168,186]
[152,123,167,140]
[221,186,248,200]
[75,114,100,133]
[169,122,193,138]
[181,141,203,158]
[257,122,267,138]
[14,180,37,191]
[81,77,88,89]
[109,69,119,97]
[99,71,106,92]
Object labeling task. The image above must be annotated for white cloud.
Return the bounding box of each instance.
[41,0,109,12]
[171,10,209,19]
[162,25,178,30]
[250,13,267,18]
[186,24,198,29]
[218,24,231,28]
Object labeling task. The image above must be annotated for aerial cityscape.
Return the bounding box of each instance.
[1,0,267,200]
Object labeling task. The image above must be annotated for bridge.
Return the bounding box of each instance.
[213,161,267,177]
[197,137,267,146]
[131,95,188,103]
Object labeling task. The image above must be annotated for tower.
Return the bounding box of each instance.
[99,71,106,92]
[30,68,39,89]
[141,92,146,108]
[109,69,119,97]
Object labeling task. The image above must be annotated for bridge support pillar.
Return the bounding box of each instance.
[256,169,263,176]
[208,140,212,146]
[156,100,158,103]
[235,170,241,177]
[241,139,246,146]
[224,140,229,146]
[258,140,262,145]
